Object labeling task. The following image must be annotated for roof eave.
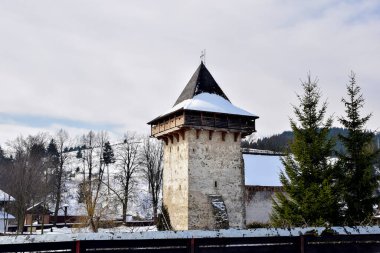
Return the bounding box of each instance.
[147,108,259,125]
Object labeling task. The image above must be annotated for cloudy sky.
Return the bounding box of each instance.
[0,0,379,143]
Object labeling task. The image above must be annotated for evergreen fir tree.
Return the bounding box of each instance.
[76,149,83,159]
[47,139,59,167]
[103,141,115,194]
[271,75,341,227]
[103,141,115,165]
[337,72,379,225]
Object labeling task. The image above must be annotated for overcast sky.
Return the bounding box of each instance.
[0,0,379,144]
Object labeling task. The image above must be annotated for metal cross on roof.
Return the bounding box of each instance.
[200,49,206,65]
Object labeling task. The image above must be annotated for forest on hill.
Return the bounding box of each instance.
[243,127,380,155]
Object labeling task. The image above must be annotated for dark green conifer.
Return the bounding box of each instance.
[103,141,115,165]
[103,141,115,194]
[76,149,83,159]
[271,75,341,227]
[337,72,379,225]
[47,139,59,167]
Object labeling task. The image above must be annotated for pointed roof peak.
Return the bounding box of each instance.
[173,63,230,106]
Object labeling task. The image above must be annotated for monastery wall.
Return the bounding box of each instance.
[245,186,283,224]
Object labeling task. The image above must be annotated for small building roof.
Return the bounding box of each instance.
[0,211,15,219]
[26,202,52,214]
[174,62,230,106]
[0,189,15,202]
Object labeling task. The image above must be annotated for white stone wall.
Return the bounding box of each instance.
[245,186,283,224]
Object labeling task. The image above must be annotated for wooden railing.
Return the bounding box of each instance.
[2,234,380,253]
[151,112,256,136]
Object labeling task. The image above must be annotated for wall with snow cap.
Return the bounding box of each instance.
[243,154,285,224]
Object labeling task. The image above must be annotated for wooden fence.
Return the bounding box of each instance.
[1,234,380,253]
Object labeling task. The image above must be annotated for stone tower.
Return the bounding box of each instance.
[148,62,258,230]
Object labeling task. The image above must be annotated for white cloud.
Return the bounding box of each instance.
[0,0,379,141]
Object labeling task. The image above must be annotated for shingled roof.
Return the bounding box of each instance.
[174,62,230,106]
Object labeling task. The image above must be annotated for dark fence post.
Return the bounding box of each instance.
[300,235,305,253]
[75,240,81,253]
[188,238,195,253]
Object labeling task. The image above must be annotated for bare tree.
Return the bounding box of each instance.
[79,131,108,232]
[140,137,163,223]
[108,132,141,223]
[50,129,70,226]
[8,134,48,234]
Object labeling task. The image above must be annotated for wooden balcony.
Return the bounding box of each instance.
[150,110,257,137]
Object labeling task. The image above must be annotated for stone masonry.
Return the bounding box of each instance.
[163,129,246,230]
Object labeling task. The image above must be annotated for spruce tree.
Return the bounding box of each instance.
[103,141,115,165]
[338,72,379,225]
[76,148,83,159]
[47,139,59,167]
[103,141,115,194]
[271,75,341,227]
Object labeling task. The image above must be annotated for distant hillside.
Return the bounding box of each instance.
[242,131,293,153]
[243,128,380,155]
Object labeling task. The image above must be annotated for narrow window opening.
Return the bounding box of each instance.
[214,181,217,188]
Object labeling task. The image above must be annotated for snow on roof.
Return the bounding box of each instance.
[0,211,15,219]
[174,62,230,105]
[163,93,257,118]
[244,154,283,187]
[0,189,15,201]
[26,202,43,211]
